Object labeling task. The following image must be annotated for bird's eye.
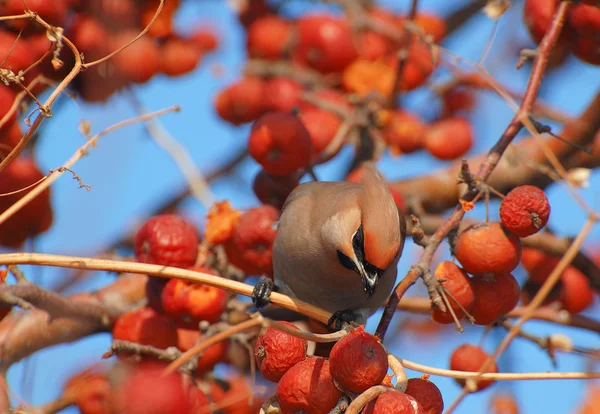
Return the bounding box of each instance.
[337,250,357,271]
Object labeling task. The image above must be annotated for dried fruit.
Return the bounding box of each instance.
[431,261,475,324]
[500,185,550,237]
[449,344,498,391]
[135,214,199,268]
[255,321,308,382]
[204,201,242,245]
[329,325,388,393]
[277,357,342,414]
[455,222,522,274]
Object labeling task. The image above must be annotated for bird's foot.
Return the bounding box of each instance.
[251,278,277,309]
[327,309,357,331]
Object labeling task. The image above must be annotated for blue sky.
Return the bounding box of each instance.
[3,0,600,412]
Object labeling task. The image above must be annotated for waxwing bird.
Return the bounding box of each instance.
[252,163,406,329]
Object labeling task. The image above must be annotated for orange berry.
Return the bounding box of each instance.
[425,117,473,160]
[560,267,595,313]
[255,321,308,382]
[397,40,437,91]
[382,110,426,154]
[329,325,388,393]
[277,357,343,414]
[176,328,229,374]
[449,344,498,391]
[215,77,265,125]
[500,185,550,237]
[405,378,444,414]
[470,273,521,325]
[161,268,228,328]
[64,367,110,414]
[455,222,522,274]
[248,112,313,176]
[431,261,475,324]
[190,28,219,52]
[414,13,447,42]
[159,38,202,77]
[111,33,160,84]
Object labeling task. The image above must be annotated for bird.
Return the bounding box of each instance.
[252,163,406,329]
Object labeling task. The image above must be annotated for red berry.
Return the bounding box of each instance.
[255,321,308,382]
[449,344,498,391]
[161,267,228,328]
[329,325,388,393]
[215,77,265,125]
[294,14,358,74]
[263,77,303,113]
[363,391,425,414]
[111,32,160,84]
[112,307,179,351]
[135,214,199,268]
[455,222,522,274]
[560,267,595,313]
[397,41,437,91]
[224,205,278,276]
[64,368,110,414]
[299,108,342,162]
[248,112,313,176]
[1,0,68,29]
[0,86,17,128]
[190,28,219,52]
[568,1,600,37]
[159,38,202,77]
[571,36,600,66]
[425,117,473,160]
[277,357,343,414]
[382,110,426,154]
[441,89,476,116]
[252,170,300,210]
[431,261,475,324]
[0,32,36,74]
[405,378,444,414]
[247,15,293,59]
[521,248,559,283]
[500,185,550,237]
[110,363,193,414]
[470,273,521,325]
[0,156,53,247]
[71,15,108,60]
[176,328,229,374]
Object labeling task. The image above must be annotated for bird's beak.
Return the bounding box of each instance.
[357,265,380,298]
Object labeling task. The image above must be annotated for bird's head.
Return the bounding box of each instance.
[324,163,404,298]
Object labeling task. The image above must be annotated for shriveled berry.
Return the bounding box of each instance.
[112,307,179,351]
[329,325,388,393]
[161,267,228,328]
[455,222,522,274]
[450,344,498,391]
[470,273,521,325]
[363,390,425,414]
[135,214,199,268]
[252,170,300,210]
[431,261,475,324]
[224,205,278,276]
[277,357,342,414]
[255,321,308,382]
[560,267,595,313]
[425,117,473,160]
[500,185,550,237]
[405,378,444,414]
[248,112,313,176]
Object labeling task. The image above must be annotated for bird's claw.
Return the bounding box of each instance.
[252,278,276,309]
[327,309,357,331]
